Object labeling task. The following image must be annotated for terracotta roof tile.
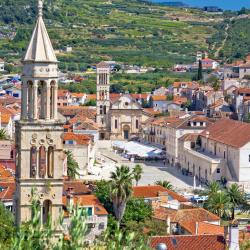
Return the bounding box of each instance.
[63,181,91,195]
[62,194,108,215]
[152,95,167,101]
[63,132,91,145]
[133,185,187,202]
[86,94,97,101]
[0,181,15,201]
[150,235,226,250]
[200,118,250,148]
[153,207,220,223]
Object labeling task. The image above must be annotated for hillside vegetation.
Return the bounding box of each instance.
[0,0,224,68]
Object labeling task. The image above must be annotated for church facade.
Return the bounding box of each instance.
[96,63,151,140]
[14,0,64,231]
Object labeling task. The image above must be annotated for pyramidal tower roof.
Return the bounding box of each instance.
[23,0,57,63]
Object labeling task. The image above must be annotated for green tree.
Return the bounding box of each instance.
[83,99,96,106]
[197,60,203,81]
[155,180,174,191]
[122,198,152,224]
[4,64,14,74]
[110,166,134,225]
[0,202,14,248]
[204,191,232,219]
[133,164,143,186]
[0,129,8,140]
[65,150,80,179]
[95,180,113,213]
[203,181,221,197]
[227,183,246,220]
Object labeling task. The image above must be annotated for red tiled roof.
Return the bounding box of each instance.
[86,94,97,101]
[150,235,226,250]
[153,207,219,223]
[58,90,70,97]
[0,181,15,201]
[63,181,91,195]
[152,95,167,101]
[62,194,108,215]
[143,108,161,116]
[63,132,91,145]
[132,185,187,202]
[200,118,250,148]
[58,106,96,120]
[237,88,250,94]
[173,96,188,105]
[0,163,14,181]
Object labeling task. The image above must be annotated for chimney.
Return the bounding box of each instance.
[206,131,210,138]
[195,222,199,235]
[229,222,239,250]
[166,216,171,234]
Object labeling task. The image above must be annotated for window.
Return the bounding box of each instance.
[100,105,103,115]
[39,146,46,178]
[47,146,54,178]
[115,119,118,129]
[30,146,37,178]
[224,151,226,159]
[104,105,106,115]
[86,207,93,216]
[217,168,221,174]
[249,155,250,162]
[99,223,105,230]
[136,120,139,129]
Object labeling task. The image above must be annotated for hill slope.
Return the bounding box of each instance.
[0,0,224,68]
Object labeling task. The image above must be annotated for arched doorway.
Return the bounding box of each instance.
[43,200,52,224]
[123,125,130,140]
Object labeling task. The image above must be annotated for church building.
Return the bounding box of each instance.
[96,62,151,140]
[14,0,64,231]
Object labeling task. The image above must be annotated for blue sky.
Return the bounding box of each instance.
[153,0,250,10]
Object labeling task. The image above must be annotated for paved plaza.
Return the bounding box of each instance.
[84,148,195,192]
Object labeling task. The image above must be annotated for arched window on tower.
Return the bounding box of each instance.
[30,146,37,178]
[100,105,103,115]
[104,105,107,115]
[47,146,54,178]
[39,146,46,178]
[38,81,46,119]
[43,200,52,224]
[50,81,56,119]
[27,81,34,119]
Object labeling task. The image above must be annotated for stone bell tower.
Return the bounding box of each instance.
[96,62,111,140]
[14,0,64,230]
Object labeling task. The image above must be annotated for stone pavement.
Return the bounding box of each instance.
[93,149,194,192]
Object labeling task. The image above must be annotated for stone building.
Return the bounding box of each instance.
[96,62,150,140]
[14,0,64,233]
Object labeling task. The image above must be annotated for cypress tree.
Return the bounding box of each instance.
[197,60,203,80]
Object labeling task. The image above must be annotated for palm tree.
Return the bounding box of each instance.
[133,164,143,186]
[203,181,221,197]
[155,180,174,191]
[204,191,232,218]
[227,183,246,220]
[0,129,8,140]
[110,166,134,224]
[65,150,80,179]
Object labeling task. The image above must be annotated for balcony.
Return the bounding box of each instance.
[185,147,224,164]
